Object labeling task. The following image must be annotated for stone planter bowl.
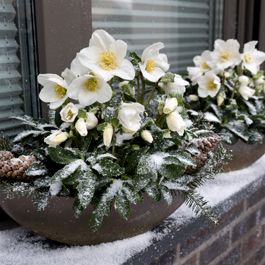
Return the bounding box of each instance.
[222,138,265,172]
[0,191,184,246]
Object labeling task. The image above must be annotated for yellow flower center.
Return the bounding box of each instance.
[202,61,211,70]
[207,80,217,91]
[219,50,232,62]
[99,50,118,70]
[84,79,98,92]
[146,59,156,71]
[244,52,254,64]
[54,84,67,98]
[67,110,74,120]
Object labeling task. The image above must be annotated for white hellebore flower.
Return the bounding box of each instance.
[38,74,68,109]
[139,42,170,82]
[76,30,135,81]
[159,74,189,96]
[61,56,90,85]
[166,112,185,136]
[241,41,265,74]
[44,130,68,147]
[189,95,199,101]
[211,39,241,70]
[118,102,145,133]
[67,73,112,106]
[60,103,79,122]
[238,76,255,101]
[75,118,87,136]
[163,98,178,114]
[103,124,113,147]
[187,50,217,85]
[85,112,98,130]
[197,71,221,98]
[141,130,153,143]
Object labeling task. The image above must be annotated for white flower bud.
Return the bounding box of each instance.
[60,103,78,122]
[163,98,178,114]
[254,76,265,87]
[122,126,136,135]
[189,95,199,101]
[52,133,68,144]
[44,130,68,147]
[239,85,255,101]
[166,112,185,136]
[217,95,225,106]
[75,118,88,136]
[238,75,249,86]
[118,81,135,97]
[163,130,172,138]
[103,124,113,147]
[85,112,98,130]
[141,130,153,143]
[224,72,231,78]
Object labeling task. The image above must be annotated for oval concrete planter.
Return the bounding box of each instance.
[0,192,184,246]
[222,138,265,172]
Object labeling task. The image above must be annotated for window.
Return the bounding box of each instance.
[91,0,224,73]
[0,0,39,137]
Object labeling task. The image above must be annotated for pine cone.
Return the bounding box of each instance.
[0,151,14,162]
[184,135,221,174]
[0,155,38,181]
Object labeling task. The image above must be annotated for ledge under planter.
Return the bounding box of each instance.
[0,191,184,246]
[222,137,265,172]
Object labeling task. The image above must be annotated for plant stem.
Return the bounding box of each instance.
[159,115,167,128]
[230,81,238,101]
[140,73,145,104]
[144,81,159,109]
[137,76,140,102]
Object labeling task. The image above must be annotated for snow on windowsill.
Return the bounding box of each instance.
[1,155,265,265]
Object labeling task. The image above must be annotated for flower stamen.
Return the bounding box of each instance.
[146,59,156,71]
[54,84,67,98]
[219,50,232,62]
[207,80,217,91]
[99,50,118,70]
[244,52,254,64]
[202,61,211,70]
[84,79,98,92]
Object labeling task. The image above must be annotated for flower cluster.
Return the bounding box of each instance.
[38,30,190,147]
[186,39,265,145]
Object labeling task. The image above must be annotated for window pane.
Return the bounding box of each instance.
[0,0,39,137]
[92,0,223,73]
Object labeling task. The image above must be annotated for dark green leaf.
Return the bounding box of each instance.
[118,146,134,167]
[73,198,85,218]
[51,160,84,183]
[150,124,164,151]
[144,182,161,201]
[129,52,141,63]
[224,121,250,142]
[89,195,112,232]
[125,146,149,173]
[77,170,97,208]
[25,162,48,176]
[48,146,80,165]
[81,133,92,152]
[63,165,82,185]
[160,186,173,206]
[158,163,186,179]
[93,158,125,177]
[114,191,131,220]
[136,154,157,181]
[124,93,137,102]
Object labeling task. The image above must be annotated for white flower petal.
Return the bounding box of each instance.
[89,30,115,50]
[49,96,68,109]
[141,42,164,61]
[109,40,127,66]
[243,41,258,53]
[96,82,112,103]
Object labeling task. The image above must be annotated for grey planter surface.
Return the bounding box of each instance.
[0,191,184,246]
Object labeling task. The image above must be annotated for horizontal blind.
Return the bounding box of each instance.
[92,0,222,74]
[0,0,24,137]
